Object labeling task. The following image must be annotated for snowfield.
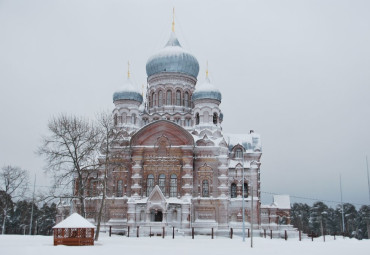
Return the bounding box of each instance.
[1,233,369,255]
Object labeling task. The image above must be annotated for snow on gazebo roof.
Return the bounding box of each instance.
[53,213,96,229]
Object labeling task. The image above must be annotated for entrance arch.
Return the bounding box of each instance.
[150,209,163,222]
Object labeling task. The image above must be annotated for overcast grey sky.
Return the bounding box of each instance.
[0,0,369,206]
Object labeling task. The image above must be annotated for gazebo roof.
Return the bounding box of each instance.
[53,213,96,229]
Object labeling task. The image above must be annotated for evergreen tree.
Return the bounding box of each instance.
[309,201,329,236]
[326,207,341,235]
[343,203,358,237]
[290,203,310,233]
[356,205,369,239]
[37,203,57,235]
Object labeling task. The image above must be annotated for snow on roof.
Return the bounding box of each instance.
[114,77,141,93]
[224,133,262,152]
[53,213,96,229]
[229,159,251,168]
[273,195,291,209]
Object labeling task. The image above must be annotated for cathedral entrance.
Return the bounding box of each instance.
[155,211,163,222]
[150,210,163,222]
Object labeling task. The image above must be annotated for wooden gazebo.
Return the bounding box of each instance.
[53,213,95,246]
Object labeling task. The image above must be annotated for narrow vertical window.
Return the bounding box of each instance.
[117,180,123,197]
[153,93,157,106]
[184,92,189,107]
[202,180,209,197]
[159,174,166,194]
[196,113,200,125]
[166,90,172,105]
[170,174,177,197]
[235,148,243,158]
[158,91,163,106]
[231,183,237,198]
[176,90,181,106]
[114,114,117,126]
[131,114,136,124]
[243,183,248,198]
[185,118,191,127]
[147,174,154,196]
[213,113,218,124]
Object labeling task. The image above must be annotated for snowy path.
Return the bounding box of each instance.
[1,234,369,255]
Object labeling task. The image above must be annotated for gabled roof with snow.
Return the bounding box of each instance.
[53,213,96,229]
[273,195,291,210]
[224,133,262,152]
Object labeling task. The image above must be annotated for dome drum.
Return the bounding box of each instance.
[113,91,143,103]
[192,91,222,102]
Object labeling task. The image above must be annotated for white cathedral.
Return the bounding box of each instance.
[60,20,294,237]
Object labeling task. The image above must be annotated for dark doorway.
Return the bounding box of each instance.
[155,211,163,222]
[150,210,163,222]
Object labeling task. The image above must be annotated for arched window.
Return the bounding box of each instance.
[158,174,166,194]
[184,92,189,107]
[114,114,117,126]
[153,92,157,106]
[117,180,123,197]
[185,118,191,127]
[140,210,145,222]
[235,148,243,158]
[158,91,163,106]
[122,113,127,124]
[196,113,200,125]
[170,174,177,197]
[166,90,172,105]
[202,180,209,197]
[231,183,237,198]
[88,179,96,196]
[243,183,248,198]
[213,113,218,124]
[172,210,177,222]
[131,114,136,125]
[147,174,154,196]
[176,90,181,105]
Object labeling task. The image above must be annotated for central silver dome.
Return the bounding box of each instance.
[146,32,199,79]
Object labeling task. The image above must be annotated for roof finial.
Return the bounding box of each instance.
[172,7,175,32]
[206,61,209,78]
[127,61,130,78]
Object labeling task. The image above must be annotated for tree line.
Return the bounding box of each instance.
[290,201,370,239]
[0,191,57,235]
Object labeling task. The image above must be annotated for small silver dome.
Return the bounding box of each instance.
[192,77,222,102]
[113,78,143,103]
[146,32,199,78]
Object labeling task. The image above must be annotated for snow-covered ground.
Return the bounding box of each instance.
[1,233,369,255]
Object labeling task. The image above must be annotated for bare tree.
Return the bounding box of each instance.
[0,165,29,234]
[94,111,122,241]
[38,114,101,217]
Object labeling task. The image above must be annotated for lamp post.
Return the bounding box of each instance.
[241,148,245,242]
[251,184,254,248]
